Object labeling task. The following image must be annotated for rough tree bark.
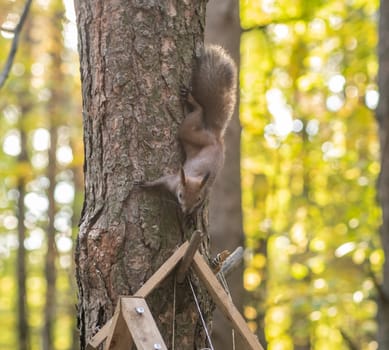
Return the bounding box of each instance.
[204,0,247,349]
[74,1,214,349]
[376,0,389,347]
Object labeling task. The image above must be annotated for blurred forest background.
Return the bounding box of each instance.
[0,0,382,350]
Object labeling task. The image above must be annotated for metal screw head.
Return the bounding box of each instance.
[135,306,145,315]
[153,343,162,349]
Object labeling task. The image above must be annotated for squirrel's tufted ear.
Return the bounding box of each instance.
[200,172,211,188]
[180,167,186,186]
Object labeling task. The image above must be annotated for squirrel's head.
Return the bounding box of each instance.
[176,167,210,215]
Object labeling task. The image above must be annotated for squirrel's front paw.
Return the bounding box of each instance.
[180,85,192,98]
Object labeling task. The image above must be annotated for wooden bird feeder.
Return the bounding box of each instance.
[86,231,264,350]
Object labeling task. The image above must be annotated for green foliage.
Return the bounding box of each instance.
[241,0,380,349]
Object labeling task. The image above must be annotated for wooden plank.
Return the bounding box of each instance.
[104,298,133,350]
[176,230,203,283]
[102,305,119,350]
[87,242,188,348]
[192,252,264,350]
[86,321,112,349]
[122,297,167,350]
[135,241,188,297]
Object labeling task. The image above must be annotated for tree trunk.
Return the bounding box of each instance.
[204,1,246,349]
[17,128,29,350]
[43,123,57,350]
[16,19,33,350]
[42,3,65,349]
[74,2,213,349]
[376,0,389,347]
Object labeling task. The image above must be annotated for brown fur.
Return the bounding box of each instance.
[141,45,237,215]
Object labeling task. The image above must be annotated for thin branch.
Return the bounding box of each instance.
[0,0,33,89]
[364,261,388,303]
[241,16,304,33]
[0,26,16,33]
[369,268,388,303]
[340,329,359,350]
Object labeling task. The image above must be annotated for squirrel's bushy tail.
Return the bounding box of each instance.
[191,45,237,138]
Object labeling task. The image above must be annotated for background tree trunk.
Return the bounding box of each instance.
[42,2,65,349]
[43,122,57,350]
[376,0,389,347]
[204,1,246,349]
[16,19,33,350]
[74,2,213,349]
[17,128,29,350]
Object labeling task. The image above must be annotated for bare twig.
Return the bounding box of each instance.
[0,26,16,33]
[217,246,244,277]
[363,260,388,302]
[0,0,33,89]
[340,329,359,350]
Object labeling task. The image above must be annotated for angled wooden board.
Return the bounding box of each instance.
[87,242,188,348]
[103,298,133,350]
[192,252,264,350]
[135,242,189,298]
[122,297,167,350]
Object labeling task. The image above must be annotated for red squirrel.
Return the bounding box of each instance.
[140,45,237,215]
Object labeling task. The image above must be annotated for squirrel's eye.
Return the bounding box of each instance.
[198,196,201,201]
[178,192,183,199]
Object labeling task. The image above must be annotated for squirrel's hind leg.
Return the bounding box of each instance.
[179,91,216,148]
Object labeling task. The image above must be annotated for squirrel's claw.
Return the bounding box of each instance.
[180,85,192,97]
